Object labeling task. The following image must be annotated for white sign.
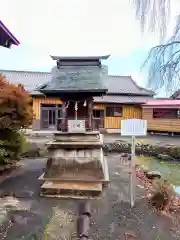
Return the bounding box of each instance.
[121,119,147,136]
[68,120,85,133]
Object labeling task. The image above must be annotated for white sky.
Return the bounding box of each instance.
[0,0,180,92]
[0,0,160,56]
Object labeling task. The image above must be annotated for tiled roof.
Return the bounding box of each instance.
[107,76,154,95]
[0,69,154,97]
[94,95,153,103]
[39,66,108,94]
[0,69,50,92]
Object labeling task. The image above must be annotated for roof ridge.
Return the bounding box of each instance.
[108,75,131,78]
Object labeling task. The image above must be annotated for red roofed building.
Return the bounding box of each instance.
[143,99,180,107]
[142,99,180,134]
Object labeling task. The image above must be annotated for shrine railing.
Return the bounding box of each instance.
[57,118,104,131]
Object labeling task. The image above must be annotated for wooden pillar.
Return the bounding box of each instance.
[88,98,93,131]
[61,101,67,132]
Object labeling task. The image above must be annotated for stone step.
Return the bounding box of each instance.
[38,172,109,186]
[40,181,102,199]
[46,141,103,148]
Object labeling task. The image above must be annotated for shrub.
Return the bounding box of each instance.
[0,74,33,130]
[0,130,28,162]
[0,147,9,165]
[0,74,33,165]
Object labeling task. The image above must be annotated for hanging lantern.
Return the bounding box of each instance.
[83,100,87,107]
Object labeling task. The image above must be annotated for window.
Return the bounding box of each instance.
[153,108,179,119]
[48,109,56,125]
[93,110,101,118]
[106,106,122,117]
[57,109,61,119]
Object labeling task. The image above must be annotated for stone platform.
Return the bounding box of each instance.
[39,132,109,199]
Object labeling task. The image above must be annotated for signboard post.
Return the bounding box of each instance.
[121,119,147,208]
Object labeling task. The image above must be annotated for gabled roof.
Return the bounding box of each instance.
[107,76,154,96]
[0,70,154,98]
[0,20,20,47]
[0,69,50,94]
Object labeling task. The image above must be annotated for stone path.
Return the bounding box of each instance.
[0,156,179,239]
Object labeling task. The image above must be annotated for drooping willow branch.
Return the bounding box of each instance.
[142,41,180,92]
[132,0,170,39]
[132,0,180,93]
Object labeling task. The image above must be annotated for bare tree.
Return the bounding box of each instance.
[132,0,180,94]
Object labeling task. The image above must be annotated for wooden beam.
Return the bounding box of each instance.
[88,98,93,131]
[61,102,67,131]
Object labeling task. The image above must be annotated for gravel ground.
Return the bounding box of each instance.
[0,155,179,239]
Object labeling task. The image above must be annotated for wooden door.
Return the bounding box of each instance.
[41,109,49,129]
[93,109,104,129]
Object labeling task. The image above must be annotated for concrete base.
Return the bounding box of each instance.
[32,120,41,130]
[39,131,109,199]
[106,128,121,133]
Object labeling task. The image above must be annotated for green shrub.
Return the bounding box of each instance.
[0,147,9,165]
[0,130,28,164]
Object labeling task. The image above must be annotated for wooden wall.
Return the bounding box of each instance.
[32,97,142,129]
[104,105,142,129]
[142,107,180,132]
[32,97,62,119]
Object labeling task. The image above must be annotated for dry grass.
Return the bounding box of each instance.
[150,180,175,211]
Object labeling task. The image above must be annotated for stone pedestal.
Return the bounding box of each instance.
[39,131,109,199]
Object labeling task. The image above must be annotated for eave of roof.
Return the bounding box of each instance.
[50,55,110,61]
[106,75,154,96]
[0,20,20,46]
[142,99,180,106]
[94,95,153,104]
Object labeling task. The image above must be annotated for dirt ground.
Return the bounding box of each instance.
[0,154,179,240]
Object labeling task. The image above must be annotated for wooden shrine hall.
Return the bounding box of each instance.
[38,55,109,132]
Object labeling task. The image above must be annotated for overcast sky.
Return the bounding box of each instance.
[0,0,180,89]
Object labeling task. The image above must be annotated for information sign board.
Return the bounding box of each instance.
[68,120,85,133]
[121,119,147,136]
